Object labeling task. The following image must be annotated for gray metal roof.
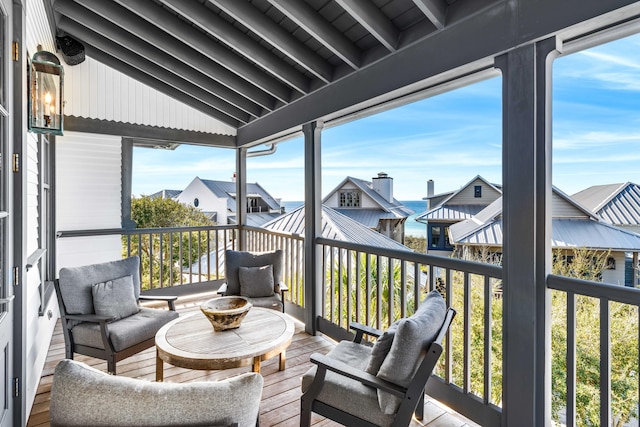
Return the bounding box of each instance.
[228,212,282,227]
[199,178,281,213]
[334,208,402,228]
[264,205,412,252]
[148,189,182,199]
[325,176,414,218]
[415,204,486,223]
[451,218,640,251]
[572,182,640,226]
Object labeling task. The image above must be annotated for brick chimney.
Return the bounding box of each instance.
[372,172,393,203]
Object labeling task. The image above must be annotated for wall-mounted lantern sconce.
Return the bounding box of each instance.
[28,50,64,135]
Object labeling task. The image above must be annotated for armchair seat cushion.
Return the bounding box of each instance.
[302,341,395,426]
[246,294,283,311]
[50,359,263,427]
[72,308,179,352]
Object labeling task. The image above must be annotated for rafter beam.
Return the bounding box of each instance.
[55,0,263,119]
[267,0,362,70]
[110,0,292,103]
[66,0,278,109]
[210,0,333,84]
[58,17,250,124]
[81,44,239,128]
[412,0,446,30]
[159,0,309,94]
[335,0,399,51]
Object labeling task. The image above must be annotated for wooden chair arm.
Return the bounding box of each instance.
[349,321,382,343]
[278,282,288,293]
[138,295,177,311]
[310,353,406,397]
[64,313,116,323]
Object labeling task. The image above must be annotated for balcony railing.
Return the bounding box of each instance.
[58,224,637,426]
[315,237,504,426]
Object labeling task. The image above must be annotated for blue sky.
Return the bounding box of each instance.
[132,33,640,202]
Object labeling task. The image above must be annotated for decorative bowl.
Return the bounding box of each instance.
[200,296,252,331]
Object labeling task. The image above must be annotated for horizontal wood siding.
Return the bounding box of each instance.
[56,132,123,269]
[450,178,501,205]
[63,57,236,136]
[552,192,588,218]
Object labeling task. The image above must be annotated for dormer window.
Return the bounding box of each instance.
[339,190,361,208]
[474,185,482,198]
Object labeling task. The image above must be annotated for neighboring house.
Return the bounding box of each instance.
[449,187,640,287]
[148,189,182,200]
[176,177,283,226]
[572,182,640,286]
[415,176,502,255]
[572,182,640,234]
[323,172,414,243]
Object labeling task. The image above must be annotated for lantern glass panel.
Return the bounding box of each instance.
[29,59,64,135]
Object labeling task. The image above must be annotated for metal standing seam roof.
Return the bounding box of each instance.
[148,189,182,199]
[334,209,404,228]
[415,204,487,223]
[326,176,414,218]
[263,205,412,252]
[573,183,640,226]
[452,218,640,251]
[199,179,281,213]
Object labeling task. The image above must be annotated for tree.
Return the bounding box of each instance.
[125,196,215,290]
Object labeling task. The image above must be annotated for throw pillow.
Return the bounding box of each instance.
[91,275,139,321]
[376,290,446,414]
[365,321,400,375]
[239,264,275,298]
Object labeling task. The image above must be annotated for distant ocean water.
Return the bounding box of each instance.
[280,200,427,238]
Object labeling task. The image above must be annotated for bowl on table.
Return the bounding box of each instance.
[200,296,253,331]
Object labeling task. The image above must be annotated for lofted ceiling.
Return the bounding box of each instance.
[48,0,640,147]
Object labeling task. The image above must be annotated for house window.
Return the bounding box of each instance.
[194,198,199,207]
[606,257,615,270]
[428,224,453,251]
[339,191,361,208]
[474,185,482,198]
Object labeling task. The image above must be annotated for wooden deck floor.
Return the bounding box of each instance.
[27,294,478,427]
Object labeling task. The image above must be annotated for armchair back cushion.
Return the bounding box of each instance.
[376,290,446,414]
[58,256,141,315]
[91,275,139,320]
[50,359,263,427]
[225,250,283,295]
[239,264,275,297]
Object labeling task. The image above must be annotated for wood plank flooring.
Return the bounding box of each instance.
[27,293,478,427]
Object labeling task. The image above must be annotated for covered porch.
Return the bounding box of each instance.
[7,0,640,426]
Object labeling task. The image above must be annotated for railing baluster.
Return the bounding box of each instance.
[414,262,420,312]
[567,291,576,427]
[346,249,352,327]
[400,259,406,318]
[169,232,174,287]
[464,271,471,393]
[330,245,335,323]
[179,232,183,286]
[365,254,371,327]
[445,267,452,384]
[148,233,153,290]
[387,257,394,326]
[338,248,343,328]
[159,232,164,288]
[484,275,492,404]
[376,254,382,330]
[600,297,611,427]
[355,251,361,325]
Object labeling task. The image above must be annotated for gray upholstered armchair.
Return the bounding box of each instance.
[218,249,288,312]
[300,290,455,427]
[50,359,263,427]
[54,256,179,375]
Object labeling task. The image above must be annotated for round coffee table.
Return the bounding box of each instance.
[155,307,295,381]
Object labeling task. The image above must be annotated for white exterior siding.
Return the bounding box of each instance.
[177,179,228,224]
[325,182,379,209]
[56,132,122,269]
[64,57,236,136]
[449,178,501,205]
[601,252,626,286]
[552,192,588,218]
[26,0,55,54]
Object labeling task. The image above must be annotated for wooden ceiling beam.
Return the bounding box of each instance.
[55,1,264,118]
[159,0,310,94]
[267,0,362,70]
[58,17,251,124]
[210,0,333,83]
[111,0,293,103]
[412,0,446,30]
[335,0,399,51]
